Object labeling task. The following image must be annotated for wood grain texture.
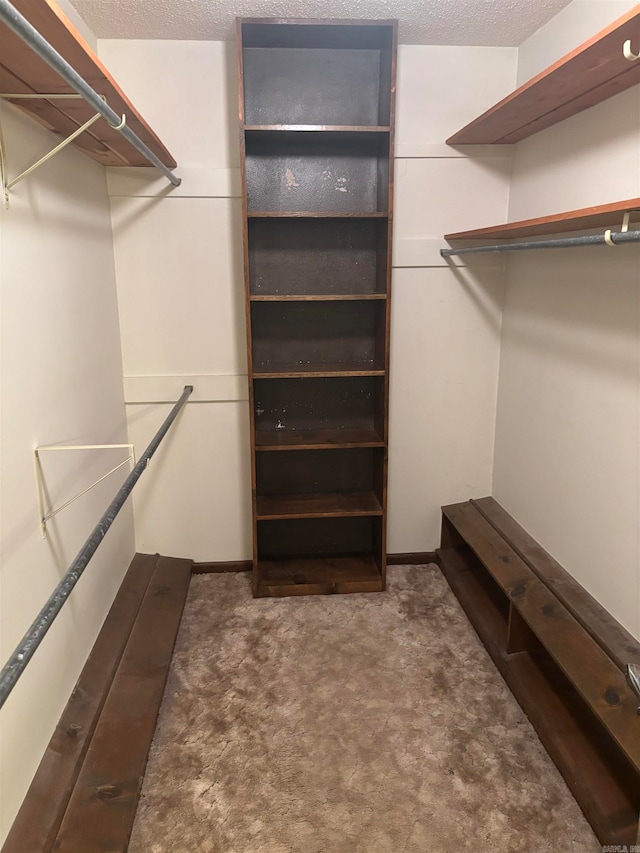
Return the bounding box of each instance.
[52,557,192,852]
[244,125,392,132]
[439,546,639,847]
[238,19,396,597]
[192,561,252,574]
[438,499,640,847]
[386,551,438,566]
[447,7,640,144]
[441,503,640,771]
[255,427,385,451]
[0,554,158,853]
[256,491,383,519]
[444,198,640,241]
[472,496,640,672]
[256,554,383,597]
[2,1,176,167]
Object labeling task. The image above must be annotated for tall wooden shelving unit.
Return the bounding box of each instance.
[237,18,397,598]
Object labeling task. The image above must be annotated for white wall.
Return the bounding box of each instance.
[100,39,516,559]
[390,45,514,550]
[0,102,135,842]
[493,0,640,638]
[516,0,639,84]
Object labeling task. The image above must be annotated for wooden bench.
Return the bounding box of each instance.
[2,552,193,853]
[437,497,640,848]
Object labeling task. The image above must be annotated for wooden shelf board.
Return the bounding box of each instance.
[442,503,640,775]
[0,0,176,168]
[0,554,159,853]
[256,491,383,520]
[249,294,387,302]
[445,198,640,241]
[245,124,391,133]
[472,496,640,673]
[438,547,509,651]
[447,7,640,145]
[252,361,386,378]
[255,428,385,451]
[247,211,389,219]
[438,547,639,847]
[49,557,192,851]
[256,554,383,597]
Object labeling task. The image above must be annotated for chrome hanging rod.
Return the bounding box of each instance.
[0,0,181,187]
[440,228,640,257]
[0,385,193,711]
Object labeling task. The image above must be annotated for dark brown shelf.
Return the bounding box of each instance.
[0,1,177,168]
[239,17,396,597]
[439,544,640,847]
[439,501,640,848]
[248,217,389,299]
[255,428,385,451]
[256,555,383,597]
[256,491,383,520]
[447,7,640,144]
[245,124,391,133]
[247,212,389,219]
[249,294,387,302]
[445,198,640,241]
[252,361,386,378]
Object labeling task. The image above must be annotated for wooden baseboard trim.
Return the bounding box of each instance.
[387,552,438,565]
[194,554,438,573]
[192,560,252,574]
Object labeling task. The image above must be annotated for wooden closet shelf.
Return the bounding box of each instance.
[252,361,386,378]
[447,7,640,144]
[256,555,383,597]
[255,428,386,451]
[437,499,640,847]
[256,491,383,520]
[244,124,391,133]
[249,294,387,302]
[248,211,390,219]
[0,0,176,168]
[445,198,640,241]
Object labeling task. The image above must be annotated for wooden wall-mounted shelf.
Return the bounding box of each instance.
[0,0,176,168]
[445,197,640,242]
[447,6,640,145]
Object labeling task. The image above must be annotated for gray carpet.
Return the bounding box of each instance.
[129,565,601,853]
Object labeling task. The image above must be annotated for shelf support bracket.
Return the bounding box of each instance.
[0,93,126,208]
[34,443,136,538]
[604,210,631,246]
[623,39,640,61]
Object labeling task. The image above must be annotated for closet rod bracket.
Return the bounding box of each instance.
[0,93,118,208]
[34,443,136,537]
[0,0,181,187]
[623,39,640,61]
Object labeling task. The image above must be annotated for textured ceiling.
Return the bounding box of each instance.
[68,0,574,46]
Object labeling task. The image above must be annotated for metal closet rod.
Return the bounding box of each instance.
[0,385,193,712]
[0,0,181,187]
[441,228,640,257]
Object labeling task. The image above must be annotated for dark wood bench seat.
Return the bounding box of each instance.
[2,553,193,853]
[437,497,640,848]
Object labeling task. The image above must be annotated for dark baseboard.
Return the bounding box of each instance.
[387,552,438,566]
[192,560,252,574]
[194,554,438,573]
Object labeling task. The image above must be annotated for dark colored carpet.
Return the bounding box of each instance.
[129,565,600,852]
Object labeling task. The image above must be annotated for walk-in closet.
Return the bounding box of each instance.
[0,1,638,850]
